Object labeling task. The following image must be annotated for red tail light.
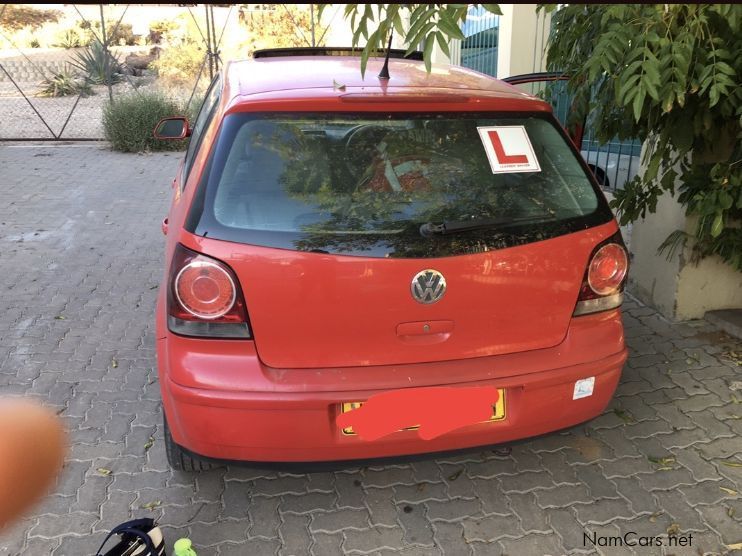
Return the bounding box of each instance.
[167,244,251,338]
[175,260,236,320]
[588,243,628,295]
[574,233,628,316]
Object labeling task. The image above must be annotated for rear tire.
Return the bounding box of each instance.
[163,413,217,472]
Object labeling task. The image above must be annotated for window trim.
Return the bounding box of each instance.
[182,74,223,187]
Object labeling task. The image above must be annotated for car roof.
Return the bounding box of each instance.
[222,55,551,112]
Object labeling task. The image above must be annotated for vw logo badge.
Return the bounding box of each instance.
[411,269,446,304]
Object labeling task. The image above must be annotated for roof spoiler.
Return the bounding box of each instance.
[253,47,424,61]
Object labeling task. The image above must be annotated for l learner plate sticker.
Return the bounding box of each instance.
[477,125,541,174]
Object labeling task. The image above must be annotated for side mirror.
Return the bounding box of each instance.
[154,117,191,140]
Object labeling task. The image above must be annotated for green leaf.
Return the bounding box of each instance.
[482,4,503,16]
[719,191,733,210]
[405,6,434,46]
[618,74,641,105]
[407,21,437,57]
[451,6,468,22]
[673,123,693,152]
[662,92,674,113]
[709,84,721,107]
[435,31,450,59]
[643,59,661,86]
[423,36,434,72]
[632,87,646,121]
[648,455,676,466]
[627,46,644,63]
[643,74,661,101]
[645,151,662,182]
[392,13,405,36]
[603,47,618,68]
[658,230,689,261]
[358,17,368,39]
[714,61,736,75]
[622,59,643,78]
[715,74,735,88]
[711,212,724,237]
[437,11,466,40]
[143,436,155,452]
[614,408,635,423]
[359,27,380,78]
[359,51,369,78]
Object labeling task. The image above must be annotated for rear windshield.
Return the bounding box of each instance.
[187,112,612,258]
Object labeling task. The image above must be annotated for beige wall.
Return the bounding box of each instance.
[676,253,742,320]
[630,192,685,318]
[496,4,550,79]
[630,168,742,321]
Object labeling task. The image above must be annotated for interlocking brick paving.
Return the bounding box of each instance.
[0,144,740,555]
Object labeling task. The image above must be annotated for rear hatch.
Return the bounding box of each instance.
[186,111,614,368]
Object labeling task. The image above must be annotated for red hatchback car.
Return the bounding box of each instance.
[154,49,628,470]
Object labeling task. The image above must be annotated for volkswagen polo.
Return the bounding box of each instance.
[154,48,628,469]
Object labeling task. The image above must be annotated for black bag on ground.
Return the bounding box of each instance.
[95,518,166,556]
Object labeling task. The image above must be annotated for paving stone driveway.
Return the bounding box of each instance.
[0,144,740,556]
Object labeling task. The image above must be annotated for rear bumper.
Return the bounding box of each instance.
[164,354,624,462]
[157,306,627,463]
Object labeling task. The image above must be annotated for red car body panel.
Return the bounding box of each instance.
[156,55,628,463]
[156,293,625,461]
[180,222,617,369]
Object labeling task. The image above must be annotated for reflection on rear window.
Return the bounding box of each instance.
[190,113,609,257]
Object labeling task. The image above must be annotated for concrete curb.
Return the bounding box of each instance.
[705,309,742,340]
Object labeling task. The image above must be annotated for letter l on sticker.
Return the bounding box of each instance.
[477,126,541,174]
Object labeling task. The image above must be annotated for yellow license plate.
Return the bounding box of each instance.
[340,389,506,435]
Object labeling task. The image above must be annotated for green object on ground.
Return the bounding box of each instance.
[173,538,197,556]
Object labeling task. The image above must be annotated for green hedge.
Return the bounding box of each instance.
[103,92,189,153]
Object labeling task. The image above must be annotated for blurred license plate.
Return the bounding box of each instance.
[340,389,506,435]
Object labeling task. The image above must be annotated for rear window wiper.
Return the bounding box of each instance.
[419,214,554,237]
